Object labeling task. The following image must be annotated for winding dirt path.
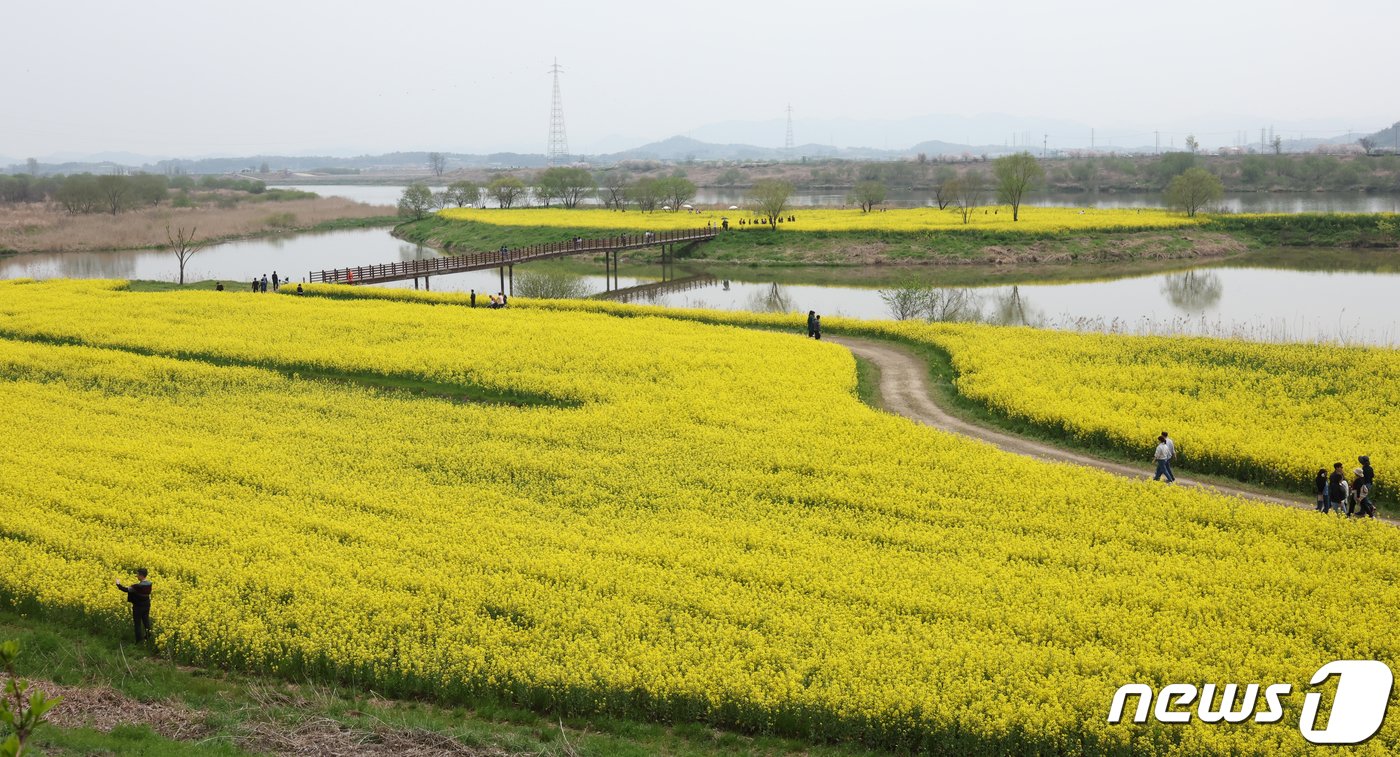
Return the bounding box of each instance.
[830,335,1357,516]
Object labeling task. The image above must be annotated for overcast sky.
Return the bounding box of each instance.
[3,0,1396,159]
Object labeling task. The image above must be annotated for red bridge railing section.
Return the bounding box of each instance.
[309,227,719,286]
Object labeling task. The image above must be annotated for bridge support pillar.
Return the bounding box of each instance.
[425,276,430,291]
[509,264,514,296]
[413,277,419,290]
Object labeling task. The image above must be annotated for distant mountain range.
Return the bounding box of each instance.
[5,122,1394,176]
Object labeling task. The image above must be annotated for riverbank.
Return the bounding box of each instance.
[398,215,1248,266]
[397,211,1397,267]
[0,198,398,255]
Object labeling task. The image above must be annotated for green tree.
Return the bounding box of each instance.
[655,176,696,211]
[1164,167,1223,217]
[486,176,526,208]
[627,177,663,212]
[1152,152,1197,188]
[131,173,169,207]
[1185,135,1199,154]
[445,180,479,208]
[596,171,629,210]
[535,167,594,209]
[95,174,131,215]
[55,174,103,214]
[397,182,435,219]
[992,152,1044,221]
[748,179,793,227]
[849,180,886,213]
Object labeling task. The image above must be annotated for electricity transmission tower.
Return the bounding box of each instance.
[784,104,795,151]
[547,59,569,165]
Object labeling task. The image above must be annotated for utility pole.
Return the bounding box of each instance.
[1091,128,1095,151]
[1155,131,1160,155]
[1043,133,1047,157]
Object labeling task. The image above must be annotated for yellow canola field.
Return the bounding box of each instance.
[308,285,1396,496]
[438,205,1200,234]
[1,279,1399,755]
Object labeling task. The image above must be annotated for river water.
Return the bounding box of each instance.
[4,223,1397,345]
[275,184,1400,214]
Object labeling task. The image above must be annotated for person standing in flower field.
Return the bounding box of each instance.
[1315,468,1329,512]
[1353,467,1375,518]
[115,568,153,642]
[806,310,817,338]
[1152,435,1175,483]
[1326,462,1348,515]
[1360,455,1375,499]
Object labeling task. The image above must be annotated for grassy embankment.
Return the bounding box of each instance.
[398,211,1396,268]
[3,607,873,756]
[0,197,398,256]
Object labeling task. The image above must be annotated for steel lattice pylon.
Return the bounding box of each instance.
[784,104,795,151]
[547,59,569,165]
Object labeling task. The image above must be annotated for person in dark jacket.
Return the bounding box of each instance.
[470,289,477,308]
[1327,463,1348,515]
[1360,455,1375,496]
[271,271,280,291]
[115,568,153,642]
[807,310,817,338]
[1314,468,1329,512]
[813,315,822,340]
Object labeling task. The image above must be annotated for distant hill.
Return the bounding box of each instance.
[1364,122,1400,152]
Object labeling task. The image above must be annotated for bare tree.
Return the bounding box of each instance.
[1358,137,1377,156]
[427,152,447,177]
[166,224,206,286]
[1271,135,1283,155]
[949,172,984,224]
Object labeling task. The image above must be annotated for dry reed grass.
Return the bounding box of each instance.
[0,198,391,254]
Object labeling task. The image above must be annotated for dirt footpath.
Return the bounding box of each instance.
[829,335,1364,516]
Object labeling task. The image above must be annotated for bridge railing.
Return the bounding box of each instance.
[309,227,720,285]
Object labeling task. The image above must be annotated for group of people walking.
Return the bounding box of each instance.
[236,271,301,294]
[1316,456,1378,518]
[806,310,822,340]
[1152,432,1177,483]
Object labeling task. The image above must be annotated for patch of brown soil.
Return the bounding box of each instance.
[39,680,212,740]
[238,716,516,757]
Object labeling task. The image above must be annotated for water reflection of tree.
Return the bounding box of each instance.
[877,282,982,322]
[746,282,797,314]
[985,285,1045,327]
[397,243,429,263]
[1160,270,1223,311]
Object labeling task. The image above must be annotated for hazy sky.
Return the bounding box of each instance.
[3,0,1396,158]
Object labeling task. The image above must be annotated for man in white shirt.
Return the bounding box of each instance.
[1160,431,1176,482]
[1153,435,1175,483]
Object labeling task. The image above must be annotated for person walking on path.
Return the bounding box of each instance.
[260,275,268,293]
[470,289,477,308]
[251,277,258,293]
[813,315,822,340]
[1326,463,1348,515]
[271,271,279,291]
[1353,467,1376,518]
[1152,435,1175,482]
[1160,431,1177,482]
[1360,455,1376,499]
[115,568,153,642]
[1315,468,1329,511]
[807,310,817,338]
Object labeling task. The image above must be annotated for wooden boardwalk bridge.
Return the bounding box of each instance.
[308,227,720,293]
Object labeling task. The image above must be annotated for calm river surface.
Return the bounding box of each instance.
[277,184,1400,214]
[4,225,1397,346]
